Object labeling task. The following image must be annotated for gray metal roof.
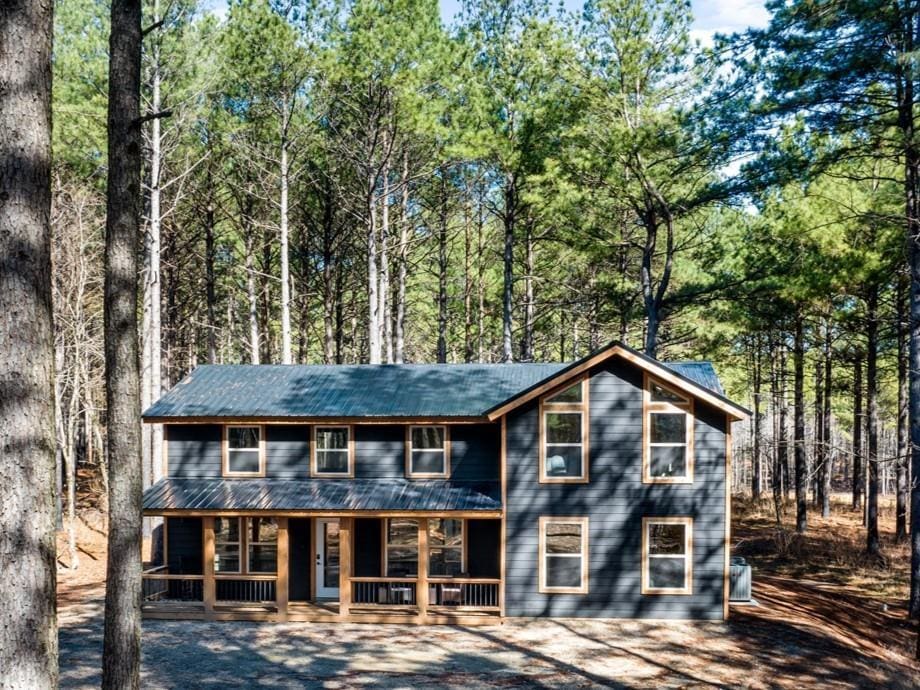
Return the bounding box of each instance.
[142,355,728,420]
[143,477,502,513]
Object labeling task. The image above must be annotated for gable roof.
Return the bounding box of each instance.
[142,341,747,422]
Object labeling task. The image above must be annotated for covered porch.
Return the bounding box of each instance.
[141,478,503,624]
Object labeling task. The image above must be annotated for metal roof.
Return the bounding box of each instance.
[142,355,728,421]
[143,477,502,513]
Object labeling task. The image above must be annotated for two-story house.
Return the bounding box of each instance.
[140,341,748,624]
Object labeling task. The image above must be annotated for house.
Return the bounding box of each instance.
[140,341,749,625]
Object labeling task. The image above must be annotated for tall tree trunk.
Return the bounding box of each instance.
[814,355,824,507]
[322,181,336,364]
[380,154,392,364]
[752,337,763,500]
[0,2,57,684]
[866,286,881,556]
[367,174,380,364]
[822,320,832,518]
[794,315,807,534]
[102,0,143,685]
[779,339,790,500]
[521,222,534,361]
[279,132,292,364]
[437,176,449,363]
[898,268,910,541]
[853,356,863,511]
[463,205,473,362]
[205,201,217,364]
[501,174,515,363]
[394,151,409,363]
[771,339,783,522]
[245,224,260,364]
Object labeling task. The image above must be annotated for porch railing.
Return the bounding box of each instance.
[141,567,204,604]
[214,575,277,605]
[429,579,500,610]
[351,577,418,606]
[348,576,500,614]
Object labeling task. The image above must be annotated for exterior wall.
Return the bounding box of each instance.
[504,358,728,620]
[164,423,500,481]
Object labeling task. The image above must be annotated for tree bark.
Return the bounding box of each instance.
[794,316,807,534]
[437,175,449,363]
[866,286,881,556]
[501,174,515,363]
[380,152,392,364]
[279,132,292,364]
[394,151,409,363]
[0,0,58,682]
[752,337,763,500]
[814,356,824,508]
[521,221,534,361]
[245,222,260,364]
[853,356,863,511]
[367,172,380,364]
[822,320,832,518]
[102,0,143,686]
[205,200,217,364]
[897,268,909,541]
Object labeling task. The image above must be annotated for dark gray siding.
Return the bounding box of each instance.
[166,423,500,481]
[504,359,728,620]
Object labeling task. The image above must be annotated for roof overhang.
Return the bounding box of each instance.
[485,342,750,422]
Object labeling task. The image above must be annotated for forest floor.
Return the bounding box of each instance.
[56,496,920,689]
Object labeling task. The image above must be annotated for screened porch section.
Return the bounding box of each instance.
[142,515,502,623]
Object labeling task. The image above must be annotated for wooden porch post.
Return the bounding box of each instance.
[417,517,429,623]
[276,517,289,622]
[338,517,352,620]
[203,516,215,620]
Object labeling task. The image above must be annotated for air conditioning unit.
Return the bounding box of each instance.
[729,556,752,602]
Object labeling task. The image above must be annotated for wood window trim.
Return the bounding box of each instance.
[214,516,279,575]
[310,425,355,478]
[384,517,420,577]
[405,425,451,479]
[642,374,694,484]
[222,424,266,477]
[428,517,466,579]
[213,516,242,574]
[538,516,589,594]
[641,516,693,595]
[246,517,279,574]
[538,377,589,484]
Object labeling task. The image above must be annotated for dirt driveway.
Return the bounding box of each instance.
[58,581,917,689]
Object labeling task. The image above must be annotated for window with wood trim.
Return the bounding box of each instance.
[247,517,278,573]
[385,518,418,577]
[643,376,694,483]
[642,517,693,595]
[406,425,449,478]
[428,518,463,577]
[538,516,589,594]
[312,426,353,476]
[540,379,589,483]
[214,517,241,573]
[224,425,264,476]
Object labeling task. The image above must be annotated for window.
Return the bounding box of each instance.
[312,426,353,476]
[540,379,588,483]
[213,517,278,574]
[643,375,694,483]
[428,518,463,577]
[538,516,589,593]
[247,517,278,573]
[642,517,693,594]
[214,517,241,573]
[386,518,418,577]
[224,425,264,476]
[406,426,449,478]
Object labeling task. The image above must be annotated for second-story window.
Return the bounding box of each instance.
[312,426,352,476]
[540,379,588,483]
[643,376,694,483]
[224,425,264,476]
[406,425,449,478]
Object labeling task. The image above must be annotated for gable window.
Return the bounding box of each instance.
[428,518,463,577]
[312,426,353,476]
[247,517,278,573]
[539,379,589,483]
[643,375,694,483]
[642,517,693,595]
[214,517,241,573]
[385,518,418,577]
[538,516,589,594]
[406,426,449,478]
[223,425,264,476]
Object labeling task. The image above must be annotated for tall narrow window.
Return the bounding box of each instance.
[643,376,694,483]
[224,425,264,476]
[538,517,589,593]
[386,518,418,577]
[428,518,463,577]
[540,379,588,482]
[406,426,449,478]
[642,517,693,594]
[312,426,352,476]
[247,517,278,573]
[214,517,241,573]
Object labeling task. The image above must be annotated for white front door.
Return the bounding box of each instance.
[315,518,340,599]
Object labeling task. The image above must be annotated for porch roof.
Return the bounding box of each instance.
[143,477,502,513]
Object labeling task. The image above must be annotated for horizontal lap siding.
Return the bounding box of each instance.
[504,359,727,620]
[167,423,500,481]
